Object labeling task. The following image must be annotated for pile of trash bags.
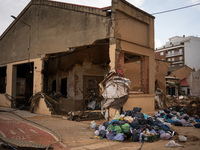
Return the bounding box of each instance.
[91,107,200,142]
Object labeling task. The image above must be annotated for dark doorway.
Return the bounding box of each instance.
[0,67,6,93]
[61,78,67,97]
[15,63,33,109]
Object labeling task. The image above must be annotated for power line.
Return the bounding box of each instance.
[152,2,200,15]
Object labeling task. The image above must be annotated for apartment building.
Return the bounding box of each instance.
[155,36,200,71]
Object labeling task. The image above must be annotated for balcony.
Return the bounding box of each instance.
[166,52,183,57]
[172,60,183,64]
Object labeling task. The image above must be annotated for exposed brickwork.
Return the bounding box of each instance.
[140,56,149,94]
[116,51,124,75]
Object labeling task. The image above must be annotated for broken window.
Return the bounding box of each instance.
[61,78,67,97]
[0,66,6,93]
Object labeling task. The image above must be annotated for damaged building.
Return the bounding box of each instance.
[0,0,155,116]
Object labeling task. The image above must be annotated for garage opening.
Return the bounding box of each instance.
[14,63,34,109]
[0,66,6,93]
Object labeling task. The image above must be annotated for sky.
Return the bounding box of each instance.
[0,0,200,48]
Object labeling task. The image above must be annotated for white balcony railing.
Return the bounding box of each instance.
[166,52,183,57]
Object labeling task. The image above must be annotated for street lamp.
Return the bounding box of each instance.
[11,15,31,62]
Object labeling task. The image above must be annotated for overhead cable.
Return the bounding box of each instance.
[152,2,200,15]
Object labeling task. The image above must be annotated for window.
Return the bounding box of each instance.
[168,58,171,61]
[160,52,164,56]
[172,50,174,54]
[179,56,183,60]
[179,48,182,53]
[172,58,175,61]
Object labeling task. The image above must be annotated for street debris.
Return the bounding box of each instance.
[90,106,200,143]
[67,110,104,121]
[29,91,59,114]
[155,88,200,117]
[165,140,183,148]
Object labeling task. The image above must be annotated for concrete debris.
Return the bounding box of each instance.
[67,110,104,121]
[29,91,59,114]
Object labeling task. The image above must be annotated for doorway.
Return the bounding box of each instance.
[13,63,34,109]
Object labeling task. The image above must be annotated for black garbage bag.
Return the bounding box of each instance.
[103,121,110,129]
[147,117,154,126]
[135,112,144,119]
[174,121,183,126]
[125,110,133,116]
[124,130,132,139]
[112,121,120,126]
[133,107,142,113]
[130,121,140,130]
[160,113,165,118]
[132,130,140,142]
[194,123,200,128]
[164,108,170,114]
[119,120,126,126]
[138,118,147,125]
[99,130,107,138]
[166,114,173,119]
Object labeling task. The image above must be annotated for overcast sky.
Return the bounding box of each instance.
[0,0,200,48]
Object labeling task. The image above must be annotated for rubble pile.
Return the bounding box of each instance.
[91,107,200,142]
[155,89,200,116]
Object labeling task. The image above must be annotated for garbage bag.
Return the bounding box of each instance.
[132,130,140,142]
[160,133,171,140]
[138,118,147,125]
[112,121,120,126]
[99,125,106,131]
[130,119,140,129]
[124,130,132,139]
[165,140,183,147]
[121,123,130,132]
[130,121,140,130]
[87,101,96,110]
[194,123,200,128]
[124,116,133,123]
[113,133,124,141]
[125,110,133,116]
[164,108,170,114]
[114,125,122,135]
[174,121,182,126]
[91,121,98,129]
[106,131,115,140]
[179,119,187,127]
[147,117,154,126]
[135,112,144,119]
[113,111,121,120]
[110,119,119,125]
[103,121,110,129]
[179,135,187,142]
[99,130,107,138]
[107,124,115,132]
[133,107,142,113]
[94,130,99,136]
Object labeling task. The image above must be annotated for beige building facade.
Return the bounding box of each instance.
[0,0,155,115]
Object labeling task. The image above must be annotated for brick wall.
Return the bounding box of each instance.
[140,56,149,93]
[116,51,124,75]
